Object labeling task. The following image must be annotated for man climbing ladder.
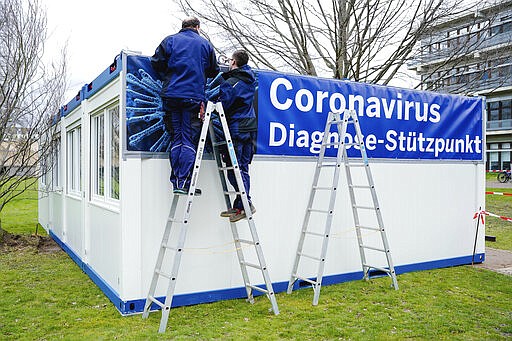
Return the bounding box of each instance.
[142,101,279,333]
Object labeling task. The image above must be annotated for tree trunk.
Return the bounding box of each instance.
[0,220,8,244]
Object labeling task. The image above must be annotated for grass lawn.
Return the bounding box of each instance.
[1,250,510,340]
[484,171,512,250]
[0,179,511,339]
[485,187,512,250]
[0,184,42,236]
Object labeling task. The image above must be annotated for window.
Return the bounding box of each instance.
[40,157,47,187]
[487,100,512,122]
[503,100,512,121]
[92,114,105,196]
[502,144,511,170]
[52,137,61,189]
[110,107,120,200]
[67,126,81,195]
[488,151,499,170]
[487,143,512,170]
[488,101,500,122]
[91,104,120,202]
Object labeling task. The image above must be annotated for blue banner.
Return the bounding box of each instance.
[124,55,484,160]
[125,55,169,152]
[257,70,483,160]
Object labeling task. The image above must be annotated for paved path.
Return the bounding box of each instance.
[486,179,512,189]
[474,182,512,275]
[473,248,512,276]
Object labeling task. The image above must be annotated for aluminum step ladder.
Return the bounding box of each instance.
[287,109,398,305]
[142,101,279,333]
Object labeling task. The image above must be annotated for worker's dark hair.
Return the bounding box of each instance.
[232,50,249,67]
[182,17,200,29]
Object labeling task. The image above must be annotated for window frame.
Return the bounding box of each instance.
[66,122,82,197]
[91,113,105,199]
[90,102,120,205]
[51,135,62,191]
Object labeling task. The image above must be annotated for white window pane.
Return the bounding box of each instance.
[93,115,104,196]
[110,107,119,200]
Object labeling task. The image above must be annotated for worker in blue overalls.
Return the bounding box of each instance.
[216,50,258,222]
[151,17,219,195]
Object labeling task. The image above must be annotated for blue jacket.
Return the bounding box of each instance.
[151,28,219,101]
[219,64,257,133]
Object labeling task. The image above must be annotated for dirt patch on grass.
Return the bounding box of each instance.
[0,229,61,253]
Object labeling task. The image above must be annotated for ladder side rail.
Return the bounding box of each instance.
[341,110,369,278]
[157,106,213,333]
[208,103,255,303]
[350,110,398,289]
[142,195,180,318]
[207,110,235,211]
[312,111,346,305]
[287,114,335,293]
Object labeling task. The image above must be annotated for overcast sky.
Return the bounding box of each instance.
[43,0,421,103]
[43,0,185,101]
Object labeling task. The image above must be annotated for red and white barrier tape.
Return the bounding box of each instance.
[473,210,512,224]
[485,191,512,196]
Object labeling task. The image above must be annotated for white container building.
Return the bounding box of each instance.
[38,51,486,315]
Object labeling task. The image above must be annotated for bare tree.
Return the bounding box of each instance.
[0,0,66,218]
[178,0,470,84]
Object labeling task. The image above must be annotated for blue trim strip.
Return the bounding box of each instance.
[49,230,485,315]
[61,90,83,117]
[49,230,123,313]
[83,54,122,100]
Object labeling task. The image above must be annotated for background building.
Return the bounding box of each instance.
[409,0,512,170]
[0,126,39,176]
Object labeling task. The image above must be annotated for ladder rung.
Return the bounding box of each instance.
[350,185,372,189]
[237,238,256,245]
[321,142,339,147]
[356,225,382,231]
[167,217,182,223]
[213,141,226,146]
[361,245,387,253]
[148,295,165,309]
[246,284,269,294]
[240,261,263,270]
[219,166,235,171]
[161,243,177,251]
[346,163,366,167]
[328,119,343,124]
[313,186,333,190]
[155,269,172,279]
[224,190,243,195]
[353,205,376,210]
[363,264,391,274]
[294,275,318,285]
[344,142,359,146]
[308,208,330,214]
[304,231,326,237]
[318,163,338,168]
[298,252,322,261]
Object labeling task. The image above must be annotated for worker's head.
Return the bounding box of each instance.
[182,17,200,31]
[230,50,249,70]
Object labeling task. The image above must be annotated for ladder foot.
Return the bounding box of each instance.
[286,278,297,294]
[270,307,280,315]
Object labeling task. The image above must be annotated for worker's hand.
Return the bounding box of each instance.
[199,101,205,121]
